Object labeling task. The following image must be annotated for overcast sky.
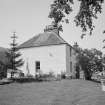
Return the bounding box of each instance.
[0,0,105,53]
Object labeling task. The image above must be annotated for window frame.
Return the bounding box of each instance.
[35,61,40,72]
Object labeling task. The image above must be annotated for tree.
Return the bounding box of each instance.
[6,32,24,77]
[49,0,104,36]
[73,43,105,80]
[0,61,7,79]
[0,48,9,79]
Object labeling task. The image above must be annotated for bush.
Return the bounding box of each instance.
[61,72,66,79]
[10,77,43,83]
[56,74,61,80]
[0,78,13,85]
[38,72,56,81]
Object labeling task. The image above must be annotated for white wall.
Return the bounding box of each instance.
[66,44,71,74]
[20,44,67,76]
[66,45,76,75]
[70,47,77,76]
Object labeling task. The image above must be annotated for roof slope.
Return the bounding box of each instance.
[19,31,68,48]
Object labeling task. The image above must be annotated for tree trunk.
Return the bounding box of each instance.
[76,65,80,79]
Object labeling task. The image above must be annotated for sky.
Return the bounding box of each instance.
[0,0,105,53]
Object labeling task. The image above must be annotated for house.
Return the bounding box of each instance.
[19,25,77,77]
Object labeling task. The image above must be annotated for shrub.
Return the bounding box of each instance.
[10,76,43,83]
[61,71,66,79]
[56,74,61,80]
[38,72,56,81]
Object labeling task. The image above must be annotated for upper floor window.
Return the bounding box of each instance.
[70,47,72,57]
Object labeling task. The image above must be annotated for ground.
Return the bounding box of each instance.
[0,79,105,105]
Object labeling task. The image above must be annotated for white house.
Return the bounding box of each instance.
[19,26,77,77]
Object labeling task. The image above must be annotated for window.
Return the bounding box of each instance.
[70,47,72,57]
[35,61,40,72]
[70,61,72,72]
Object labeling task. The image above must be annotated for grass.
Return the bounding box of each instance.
[0,79,105,105]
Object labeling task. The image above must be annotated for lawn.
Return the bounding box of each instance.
[0,79,105,105]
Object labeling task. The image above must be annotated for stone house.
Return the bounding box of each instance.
[19,26,77,77]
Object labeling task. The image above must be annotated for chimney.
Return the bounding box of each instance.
[44,25,59,35]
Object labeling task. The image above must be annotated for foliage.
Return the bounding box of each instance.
[49,0,104,35]
[0,61,7,79]
[61,71,66,79]
[0,47,10,79]
[38,72,56,81]
[73,43,105,80]
[11,77,40,83]
[49,0,73,33]
[6,32,24,77]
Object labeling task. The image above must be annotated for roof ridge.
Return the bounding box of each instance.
[46,31,67,43]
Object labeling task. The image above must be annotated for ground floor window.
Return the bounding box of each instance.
[35,61,40,72]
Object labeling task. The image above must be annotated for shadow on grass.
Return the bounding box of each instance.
[10,77,61,84]
[10,77,43,83]
[91,79,101,83]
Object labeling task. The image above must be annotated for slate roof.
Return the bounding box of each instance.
[19,31,68,49]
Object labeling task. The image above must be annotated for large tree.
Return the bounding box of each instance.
[73,43,105,80]
[49,0,104,36]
